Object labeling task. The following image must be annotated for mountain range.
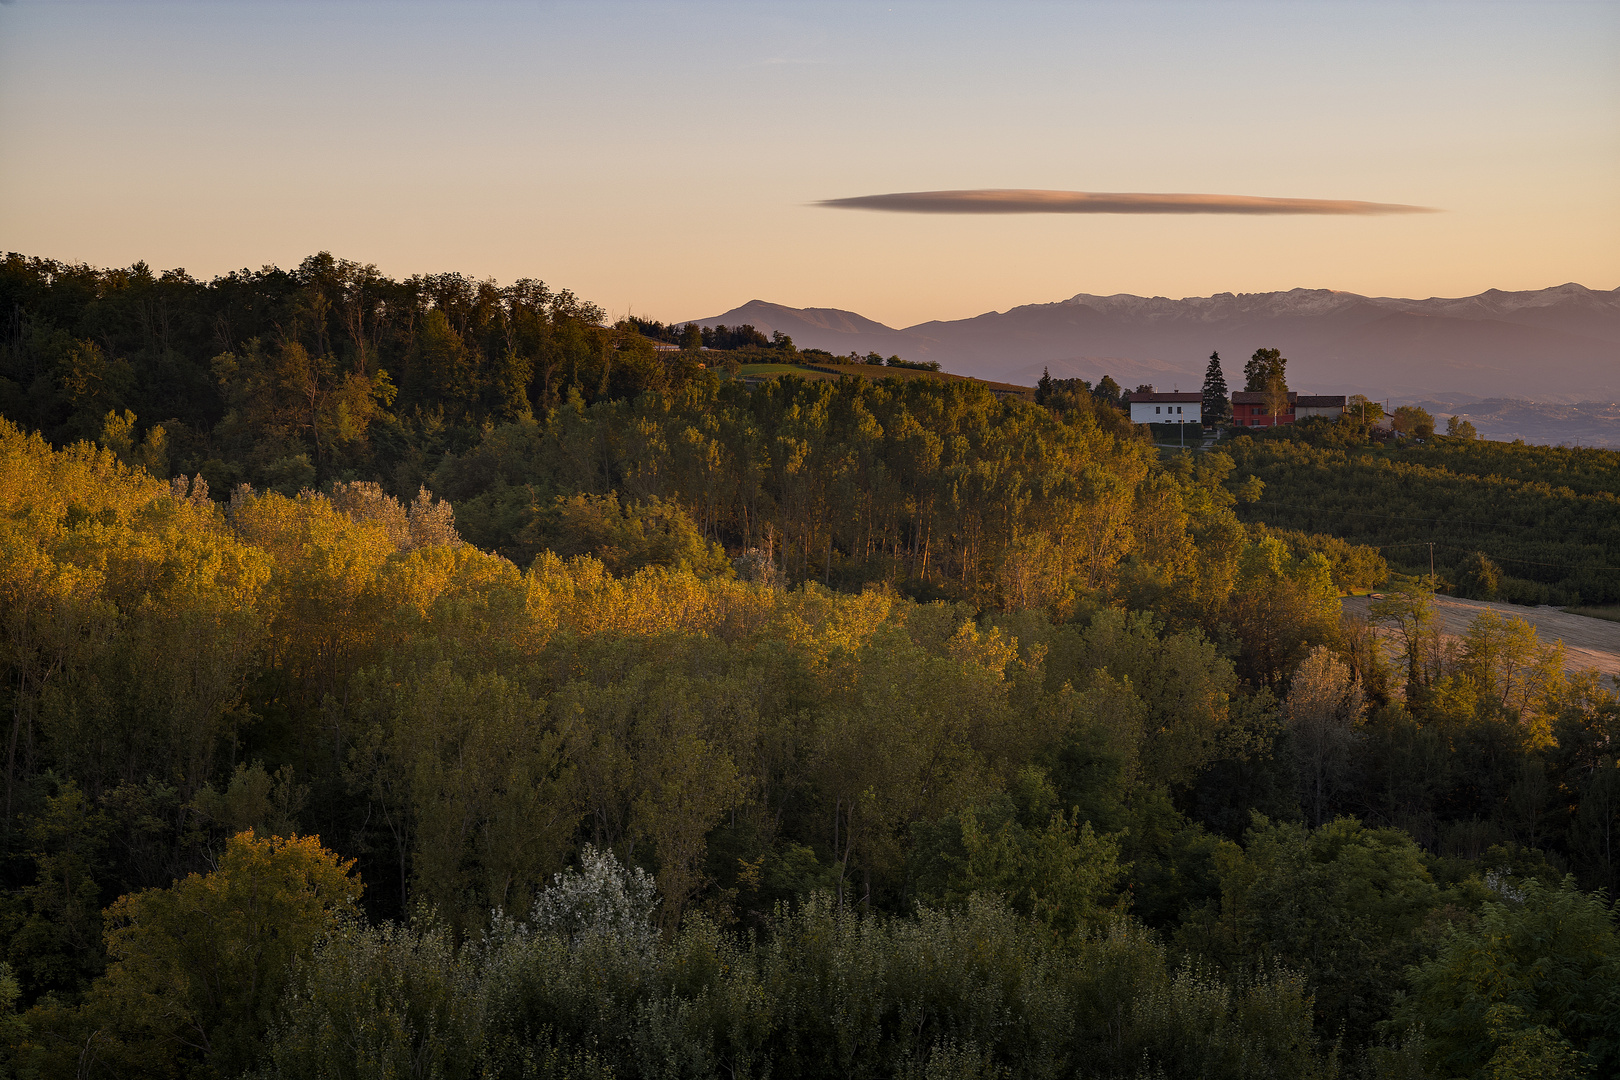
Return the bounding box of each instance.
[692,284,1620,404]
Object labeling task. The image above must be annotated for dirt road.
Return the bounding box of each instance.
[1341,595,1620,682]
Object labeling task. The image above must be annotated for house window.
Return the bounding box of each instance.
[1155,406,1161,414]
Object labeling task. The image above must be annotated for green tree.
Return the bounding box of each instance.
[1224,537,1341,686]
[1287,646,1365,826]
[1346,395,1384,426]
[406,308,477,412]
[264,917,479,1080]
[950,805,1127,941]
[67,830,363,1078]
[6,781,110,1001]
[1179,815,1441,1044]
[1243,349,1280,393]
[1391,405,1435,439]
[348,661,577,933]
[1202,351,1232,427]
[1369,582,1445,697]
[1446,414,1479,439]
[1245,348,1290,423]
[1456,550,1503,600]
[54,338,135,441]
[1396,876,1620,1080]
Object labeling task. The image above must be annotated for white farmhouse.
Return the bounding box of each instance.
[1128,391,1203,425]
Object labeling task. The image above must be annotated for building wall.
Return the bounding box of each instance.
[1231,402,1294,427]
[1131,402,1202,424]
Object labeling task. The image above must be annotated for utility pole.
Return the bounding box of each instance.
[1429,542,1435,590]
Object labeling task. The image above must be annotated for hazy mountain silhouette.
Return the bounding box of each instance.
[693,284,1620,402]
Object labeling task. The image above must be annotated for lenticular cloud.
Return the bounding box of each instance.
[816,189,1438,215]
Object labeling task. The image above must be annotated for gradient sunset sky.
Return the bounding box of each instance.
[2,0,1616,327]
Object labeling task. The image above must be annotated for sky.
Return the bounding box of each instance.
[2,0,1617,328]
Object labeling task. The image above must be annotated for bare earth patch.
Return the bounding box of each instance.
[1342,594,1620,682]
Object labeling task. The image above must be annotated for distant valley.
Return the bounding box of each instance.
[693,284,1620,444]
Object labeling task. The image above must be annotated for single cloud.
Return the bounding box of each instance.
[816,189,1439,215]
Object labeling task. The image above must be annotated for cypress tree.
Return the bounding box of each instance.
[1202,351,1231,427]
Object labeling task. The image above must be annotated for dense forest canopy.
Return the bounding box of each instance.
[1,253,1618,1079]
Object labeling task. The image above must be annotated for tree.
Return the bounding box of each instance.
[1369,583,1445,697]
[1202,352,1231,427]
[73,830,363,1077]
[1460,608,1562,720]
[1179,815,1442,1044]
[263,917,480,1080]
[1286,646,1365,826]
[1223,537,1341,686]
[528,845,660,955]
[406,308,477,411]
[1391,405,1434,439]
[1396,876,1620,1080]
[1245,348,1290,423]
[1456,550,1502,600]
[98,408,168,479]
[1346,395,1384,426]
[1094,375,1122,407]
[1446,414,1478,439]
[1243,349,1276,393]
[951,807,1126,942]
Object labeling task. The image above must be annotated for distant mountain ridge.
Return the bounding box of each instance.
[692,284,1620,403]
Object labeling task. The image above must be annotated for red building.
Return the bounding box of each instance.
[1230,390,1295,427]
[1228,392,1347,428]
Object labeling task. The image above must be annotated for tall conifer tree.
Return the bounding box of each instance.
[1202,352,1231,427]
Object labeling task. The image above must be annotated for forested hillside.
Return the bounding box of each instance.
[0,251,688,497]
[1,253,1618,1079]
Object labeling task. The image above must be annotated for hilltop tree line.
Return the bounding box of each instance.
[0,252,724,498]
[625,316,943,370]
[626,317,795,354]
[1,253,1618,1079]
